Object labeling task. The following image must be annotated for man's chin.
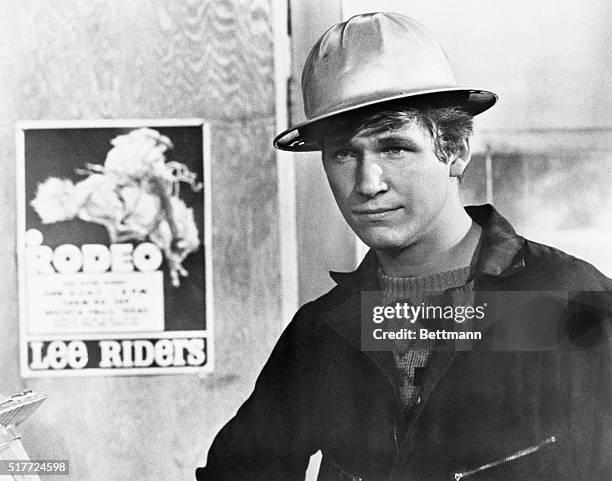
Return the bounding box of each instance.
[356,231,410,253]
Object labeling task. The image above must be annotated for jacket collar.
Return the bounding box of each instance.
[329,204,526,291]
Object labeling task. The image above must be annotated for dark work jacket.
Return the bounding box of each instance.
[196,205,612,481]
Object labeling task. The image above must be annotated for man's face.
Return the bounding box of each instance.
[322,120,455,252]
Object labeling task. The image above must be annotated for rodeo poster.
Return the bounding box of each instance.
[16,119,213,377]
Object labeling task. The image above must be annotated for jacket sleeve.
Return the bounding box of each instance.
[591,292,612,480]
[567,289,612,480]
[195,302,325,481]
[593,349,612,480]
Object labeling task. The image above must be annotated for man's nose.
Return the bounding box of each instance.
[356,157,388,197]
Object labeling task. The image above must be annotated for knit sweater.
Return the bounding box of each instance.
[377,266,471,413]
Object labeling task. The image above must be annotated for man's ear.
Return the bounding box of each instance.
[449,139,471,178]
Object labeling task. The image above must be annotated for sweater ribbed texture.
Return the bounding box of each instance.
[378,267,472,306]
[377,265,471,413]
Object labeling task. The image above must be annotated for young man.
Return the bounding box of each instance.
[196,12,611,481]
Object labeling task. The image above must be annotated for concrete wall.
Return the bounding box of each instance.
[0,1,284,479]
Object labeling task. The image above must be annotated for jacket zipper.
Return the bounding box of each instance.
[452,436,557,480]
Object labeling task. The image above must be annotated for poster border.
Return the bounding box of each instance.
[15,118,214,377]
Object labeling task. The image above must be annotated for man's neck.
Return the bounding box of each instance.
[376,205,481,277]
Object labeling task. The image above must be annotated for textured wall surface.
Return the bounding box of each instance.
[0,1,282,479]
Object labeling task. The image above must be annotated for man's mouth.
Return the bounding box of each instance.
[352,206,402,220]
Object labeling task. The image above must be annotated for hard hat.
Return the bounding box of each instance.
[274,12,497,151]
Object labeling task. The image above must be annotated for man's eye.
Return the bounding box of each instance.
[331,149,358,161]
[382,147,409,157]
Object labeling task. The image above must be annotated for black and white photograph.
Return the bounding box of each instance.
[0,1,610,480]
